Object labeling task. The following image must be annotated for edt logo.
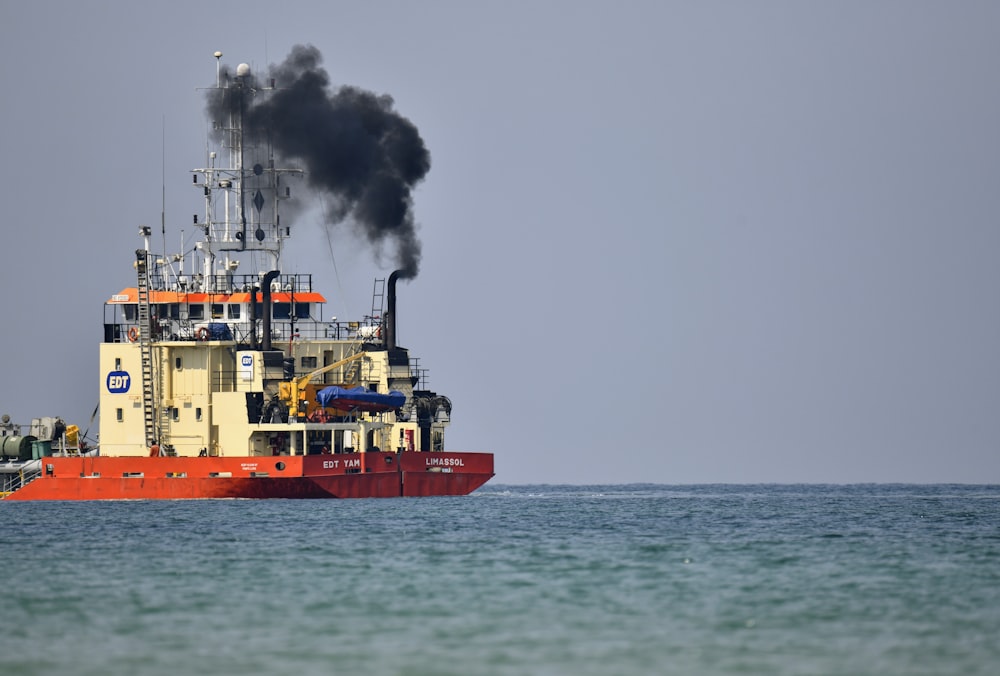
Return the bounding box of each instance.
[107,371,131,393]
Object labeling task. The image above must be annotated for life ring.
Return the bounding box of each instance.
[195,327,209,341]
[127,326,139,343]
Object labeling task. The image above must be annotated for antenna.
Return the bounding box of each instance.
[192,51,302,282]
[161,116,167,270]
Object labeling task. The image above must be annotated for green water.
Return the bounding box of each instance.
[2,484,998,675]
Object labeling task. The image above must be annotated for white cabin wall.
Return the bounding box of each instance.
[213,391,253,455]
[157,344,213,456]
[98,343,147,456]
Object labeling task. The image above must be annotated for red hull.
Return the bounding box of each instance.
[3,452,493,500]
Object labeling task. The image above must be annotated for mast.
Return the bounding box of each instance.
[191,52,302,292]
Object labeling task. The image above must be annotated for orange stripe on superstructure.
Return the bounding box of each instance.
[268,292,326,302]
[214,292,326,303]
[107,288,137,303]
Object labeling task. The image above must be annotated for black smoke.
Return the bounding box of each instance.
[206,44,429,278]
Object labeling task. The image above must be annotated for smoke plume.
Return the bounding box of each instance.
[207,44,429,278]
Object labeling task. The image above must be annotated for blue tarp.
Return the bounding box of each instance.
[315,386,406,412]
[203,323,233,340]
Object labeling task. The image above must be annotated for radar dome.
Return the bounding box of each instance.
[236,63,251,77]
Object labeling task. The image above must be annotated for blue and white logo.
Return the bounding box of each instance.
[107,371,131,393]
[239,352,255,382]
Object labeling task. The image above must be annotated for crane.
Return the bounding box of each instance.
[278,352,371,419]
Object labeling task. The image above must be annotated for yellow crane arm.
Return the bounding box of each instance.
[280,352,369,418]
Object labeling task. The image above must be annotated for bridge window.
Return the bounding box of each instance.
[211,304,224,319]
[252,302,308,319]
[189,305,204,320]
[301,356,317,368]
[228,304,241,319]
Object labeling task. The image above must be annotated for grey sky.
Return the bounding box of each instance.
[1,1,997,484]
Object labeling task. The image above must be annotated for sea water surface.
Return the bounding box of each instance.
[2,484,999,675]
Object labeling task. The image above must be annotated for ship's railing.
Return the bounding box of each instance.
[0,464,42,497]
[145,272,315,294]
[103,315,383,344]
[410,357,430,391]
[210,356,383,392]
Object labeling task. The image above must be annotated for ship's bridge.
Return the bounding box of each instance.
[102,272,374,344]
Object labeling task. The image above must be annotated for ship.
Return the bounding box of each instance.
[1,51,493,500]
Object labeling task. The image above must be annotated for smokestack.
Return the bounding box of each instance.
[261,270,280,351]
[385,269,402,351]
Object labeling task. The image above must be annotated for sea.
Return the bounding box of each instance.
[2,484,999,676]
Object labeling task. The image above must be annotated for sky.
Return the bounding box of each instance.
[1,1,998,484]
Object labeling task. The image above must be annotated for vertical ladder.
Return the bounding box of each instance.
[135,250,157,449]
[370,277,386,323]
[342,345,375,385]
